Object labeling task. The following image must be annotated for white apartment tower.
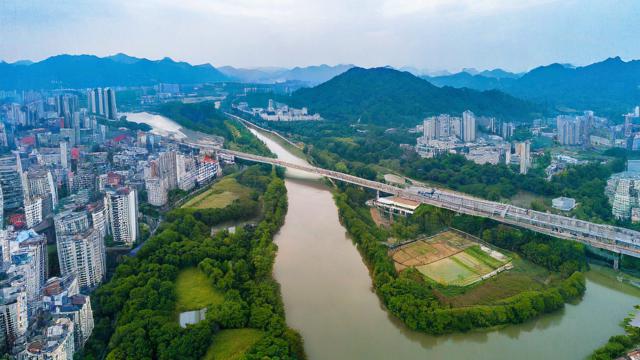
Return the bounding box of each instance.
[462,110,476,142]
[158,151,178,190]
[57,228,105,289]
[105,188,138,246]
[517,141,531,175]
[145,178,168,207]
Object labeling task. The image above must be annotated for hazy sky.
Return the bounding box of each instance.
[0,0,639,72]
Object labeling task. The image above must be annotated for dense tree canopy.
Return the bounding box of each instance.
[81,166,304,360]
[334,184,586,335]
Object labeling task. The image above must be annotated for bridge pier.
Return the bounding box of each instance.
[219,148,640,259]
[613,253,620,271]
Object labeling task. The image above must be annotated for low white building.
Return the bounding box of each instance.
[552,197,576,211]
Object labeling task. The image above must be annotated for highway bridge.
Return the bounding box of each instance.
[218,148,640,258]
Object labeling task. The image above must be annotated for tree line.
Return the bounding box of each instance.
[80,165,304,360]
[334,184,586,335]
[251,119,627,225]
[590,306,640,360]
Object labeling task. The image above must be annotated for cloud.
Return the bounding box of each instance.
[0,0,638,71]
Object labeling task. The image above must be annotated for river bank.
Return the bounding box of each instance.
[131,110,640,360]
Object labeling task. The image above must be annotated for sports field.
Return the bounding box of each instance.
[391,230,511,286]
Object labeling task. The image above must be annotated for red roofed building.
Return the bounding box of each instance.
[113,134,127,143]
[71,148,80,160]
[19,136,36,146]
[9,214,26,229]
[196,154,220,183]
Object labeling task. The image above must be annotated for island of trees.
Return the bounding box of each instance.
[334,184,586,334]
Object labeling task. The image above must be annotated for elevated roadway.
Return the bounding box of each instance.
[218,148,640,258]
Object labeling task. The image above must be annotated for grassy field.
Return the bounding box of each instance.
[465,245,505,269]
[181,177,251,210]
[435,257,553,306]
[203,329,264,360]
[175,268,224,312]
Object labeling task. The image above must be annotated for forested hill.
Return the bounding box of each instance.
[288,67,540,126]
[0,53,229,90]
[424,57,640,118]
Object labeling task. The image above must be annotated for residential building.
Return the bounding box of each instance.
[196,155,220,184]
[462,110,476,142]
[0,155,24,211]
[57,228,105,289]
[42,276,93,348]
[516,141,531,175]
[54,210,90,239]
[21,318,75,360]
[105,188,138,245]
[158,151,178,190]
[0,283,28,351]
[24,197,43,229]
[145,178,168,207]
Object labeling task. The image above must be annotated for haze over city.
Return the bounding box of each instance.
[1,0,640,71]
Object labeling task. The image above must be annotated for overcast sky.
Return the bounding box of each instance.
[0,0,639,72]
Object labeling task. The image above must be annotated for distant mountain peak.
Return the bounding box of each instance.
[0,53,229,89]
[107,53,142,64]
[289,66,535,125]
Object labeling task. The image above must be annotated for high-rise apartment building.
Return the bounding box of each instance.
[0,155,24,212]
[516,141,531,175]
[556,115,591,146]
[145,178,168,207]
[105,188,138,246]
[21,168,58,214]
[87,88,117,120]
[56,228,105,289]
[54,210,90,239]
[158,151,178,190]
[0,284,28,351]
[24,197,43,229]
[462,110,476,142]
[103,88,118,120]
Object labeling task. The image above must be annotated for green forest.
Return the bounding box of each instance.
[334,184,586,334]
[287,67,541,125]
[80,165,305,360]
[158,101,271,156]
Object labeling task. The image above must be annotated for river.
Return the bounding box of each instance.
[132,111,640,360]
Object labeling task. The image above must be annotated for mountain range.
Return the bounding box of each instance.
[424,57,640,117]
[0,53,230,90]
[218,64,354,85]
[285,67,540,125]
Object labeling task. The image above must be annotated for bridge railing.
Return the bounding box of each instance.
[219,149,640,257]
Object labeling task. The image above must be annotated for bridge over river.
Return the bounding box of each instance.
[216,148,640,259]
